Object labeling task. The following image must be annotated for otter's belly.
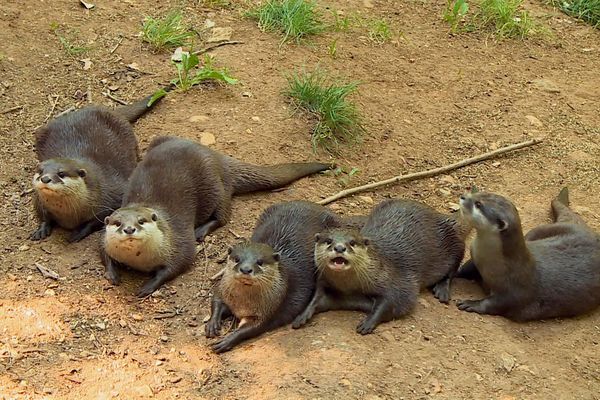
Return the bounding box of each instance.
[220,284,264,320]
[105,239,162,272]
[324,269,368,294]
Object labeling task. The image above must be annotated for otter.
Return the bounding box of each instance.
[456,188,600,321]
[205,201,351,353]
[102,138,332,297]
[31,88,168,242]
[293,199,471,334]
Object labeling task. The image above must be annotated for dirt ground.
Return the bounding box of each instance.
[1,0,599,399]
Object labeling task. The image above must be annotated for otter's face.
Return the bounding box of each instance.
[226,244,280,286]
[314,229,369,272]
[33,159,87,197]
[459,192,519,234]
[104,207,161,245]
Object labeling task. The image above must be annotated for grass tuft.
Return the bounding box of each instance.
[248,0,325,44]
[554,0,600,27]
[478,0,536,38]
[368,19,393,43]
[170,52,237,92]
[444,0,470,32]
[141,10,196,51]
[285,68,365,153]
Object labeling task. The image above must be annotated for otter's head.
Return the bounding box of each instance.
[314,228,370,272]
[225,243,281,288]
[103,206,166,269]
[459,192,521,235]
[33,159,89,199]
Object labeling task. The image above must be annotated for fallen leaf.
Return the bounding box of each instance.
[80,58,92,70]
[207,27,233,43]
[80,0,95,9]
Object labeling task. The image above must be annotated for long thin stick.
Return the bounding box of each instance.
[44,95,59,123]
[1,105,23,114]
[102,91,128,105]
[317,138,543,205]
[192,40,243,56]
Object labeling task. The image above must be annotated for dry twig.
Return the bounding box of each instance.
[317,138,544,205]
[192,40,243,55]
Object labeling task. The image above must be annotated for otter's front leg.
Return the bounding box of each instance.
[356,296,394,335]
[69,218,104,243]
[456,294,511,316]
[31,220,54,241]
[194,220,221,242]
[102,254,121,285]
[292,282,327,329]
[211,323,268,354]
[205,297,233,338]
[137,266,180,297]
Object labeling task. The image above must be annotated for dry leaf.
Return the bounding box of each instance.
[80,0,95,9]
[80,58,92,70]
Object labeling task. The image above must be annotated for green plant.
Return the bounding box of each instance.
[554,0,600,27]
[444,0,470,32]
[141,10,196,50]
[285,68,365,153]
[199,0,234,8]
[478,0,536,38]
[331,166,361,187]
[169,52,237,92]
[368,19,393,43]
[328,39,338,58]
[57,36,90,56]
[247,0,325,44]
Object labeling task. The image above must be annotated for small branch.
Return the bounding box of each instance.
[35,262,60,280]
[192,41,243,56]
[87,85,92,104]
[228,229,242,239]
[317,138,544,205]
[110,36,124,54]
[102,91,128,106]
[20,188,34,197]
[1,105,23,114]
[210,268,225,281]
[56,106,76,118]
[44,95,60,123]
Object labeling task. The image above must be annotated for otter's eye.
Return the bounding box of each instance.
[349,240,357,247]
[138,218,146,225]
[114,221,122,227]
[151,213,158,221]
[57,171,66,179]
[256,259,263,266]
[325,238,333,245]
[232,256,240,263]
[474,201,482,209]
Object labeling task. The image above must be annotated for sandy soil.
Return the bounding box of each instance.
[1,0,599,399]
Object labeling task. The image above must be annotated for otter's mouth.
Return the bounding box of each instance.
[235,276,256,286]
[328,256,350,271]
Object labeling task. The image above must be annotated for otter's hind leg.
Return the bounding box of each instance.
[456,294,512,316]
[551,187,586,225]
[31,198,54,240]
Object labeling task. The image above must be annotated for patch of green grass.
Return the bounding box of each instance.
[247,0,325,44]
[331,165,361,187]
[478,0,536,38]
[199,0,234,8]
[141,10,196,51]
[554,0,600,27]
[50,22,90,56]
[328,39,338,58]
[169,52,237,92]
[285,68,365,153]
[367,19,393,43]
[444,0,470,32]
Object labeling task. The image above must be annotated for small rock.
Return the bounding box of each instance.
[500,352,517,373]
[492,162,501,167]
[155,360,163,366]
[108,85,120,92]
[169,376,183,384]
[251,116,261,122]
[532,79,561,93]
[131,314,143,321]
[340,378,352,387]
[380,330,395,342]
[362,0,374,8]
[438,188,451,197]
[207,27,233,43]
[96,322,107,330]
[204,19,216,30]
[439,175,456,185]
[80,58,92,70]
[418,298,430,308]
[19,244,30,252]
[200,132,216,146]
[160,335,169,342]
[357,195,374,204]
[118,319,127,328]
[242,91,253,98]
[525,115,543,127]
[202,314,211,323]
[448,202,460,212]
[44,289,56,296]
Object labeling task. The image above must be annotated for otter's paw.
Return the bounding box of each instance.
[104,269,121,286]
[205,319,221,338]
[356,318,377,335]
[211,336,236,354]
[136,284,158,298]
[31,223,52,241]
[432,280,450,304]
[456,299,485,314]
[68,227,92,243]
[291,312,311,329]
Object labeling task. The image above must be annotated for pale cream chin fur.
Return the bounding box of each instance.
[104,222,166,272]
[315,244,381,293]
[220,260,285,324]
[33,175,93,229]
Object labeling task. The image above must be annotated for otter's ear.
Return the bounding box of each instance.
[272,252,280,262]
[151,213,158,221]
[363,237,370,246]
[104,217,110,225]
[77,169,87,178]
[497,219,508,231]
[314,233,321,243]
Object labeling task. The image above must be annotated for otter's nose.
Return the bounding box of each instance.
[333,244,347,253]
[41,175,52,184]
[123,226,136,235]
[239,265,253,275]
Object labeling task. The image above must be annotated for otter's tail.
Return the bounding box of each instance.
[116,85,174,123]
[228,159,332,195]
[551,187,586,225]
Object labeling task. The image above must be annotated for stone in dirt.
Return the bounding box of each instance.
[532,79,561,93]
[189,115,209,123]
[207,27,233,43]
[525,115,543,127]
[200,132,216,146]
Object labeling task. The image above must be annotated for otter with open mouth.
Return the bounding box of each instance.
[293,198,472,334]
[456,187,600,321]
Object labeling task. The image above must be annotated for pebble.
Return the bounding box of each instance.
[448,202,460,212]
[169,376,183,384]
[242,91,253,98]
[525,115,543,127]
[18,244,30,251]
[358,195,374,204]
[189,115,209,123]
[200,132,216,146]
[438,188,451,197]
[119,319,127,328]
[160,335,169,342]
[131,314,143,321]
[500,352,517,373]
[362,0,374,8]
[340,378,352,387]
[532,79,561,93]
[251,116,261,122]
[44,289,56,296]
[380,330,395,342]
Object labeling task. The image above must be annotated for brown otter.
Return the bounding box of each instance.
[102,138,332,297]
[31,88,168,242]
[293,199,471,334]
[205,201,350,353]
[456,188,600,321]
